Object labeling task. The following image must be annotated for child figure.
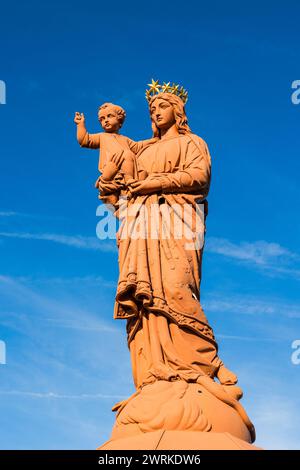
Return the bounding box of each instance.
[74,103,152,185]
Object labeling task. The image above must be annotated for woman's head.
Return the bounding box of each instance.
[148,93,191,137]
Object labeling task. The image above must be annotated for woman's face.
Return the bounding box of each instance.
[150,98,176,130]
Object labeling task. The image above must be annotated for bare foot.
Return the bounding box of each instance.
[222,385,243,401]
[217,364,238,385]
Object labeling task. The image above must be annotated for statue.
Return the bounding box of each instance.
[75,80,257,450]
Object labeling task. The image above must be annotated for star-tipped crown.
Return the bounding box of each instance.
[145,79,188,104]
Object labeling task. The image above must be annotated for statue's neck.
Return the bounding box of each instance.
[160,124,179,140]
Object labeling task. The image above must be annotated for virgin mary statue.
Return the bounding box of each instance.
[96,81,255,445]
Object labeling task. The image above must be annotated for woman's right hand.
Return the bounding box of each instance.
[128,176,162,195]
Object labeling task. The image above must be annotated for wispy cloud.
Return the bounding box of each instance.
[44,317,118,333]
[217,334,282,342]
[4,274,116,289]
[250,395,300,450]
[0,211,19,217]
[37,275,116,288]
[0,390,124,400]
[0,231,116,252]
[204,294,300,319]
[0,275,120,335]
[0,210,67,221]
[265,265,300,281]
[206,237,300,279]
[0,274,133,402]
[206,237,297,265]
[0,211,39,218]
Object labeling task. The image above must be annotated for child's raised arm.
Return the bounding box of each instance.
[74,112,101,149]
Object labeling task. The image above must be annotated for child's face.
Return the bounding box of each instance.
[98,108,121,133]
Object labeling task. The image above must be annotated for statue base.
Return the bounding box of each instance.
[97,380,258,450]
[98,430,261,450]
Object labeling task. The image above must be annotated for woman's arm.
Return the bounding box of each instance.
[127,137,158,155]
[129,137,211,196]
[159,137,211,194]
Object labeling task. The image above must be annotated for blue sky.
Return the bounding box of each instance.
[0,0,300,449]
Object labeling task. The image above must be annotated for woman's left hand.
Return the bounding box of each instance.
[128,177,162,195]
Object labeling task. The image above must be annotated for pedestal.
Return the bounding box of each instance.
[97,380,259,450]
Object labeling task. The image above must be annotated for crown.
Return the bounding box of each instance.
[145,79,188,104]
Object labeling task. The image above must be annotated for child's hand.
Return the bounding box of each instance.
[101,151,125,181]
[74,112,85,125]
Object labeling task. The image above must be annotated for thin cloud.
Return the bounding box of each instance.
[0,274,132,399]
[217,334,282,342]
[0,211,37,218]
[0,390,125,400]
[0,275,119,334]
[0,231,116,252]
[0,210,67,221]
[33,275,116,288]
[203,295,300,319]
[250,395,300,450]
[0,274,116,288]
[44,317,119,333]
[0,211,19,217]
[265,265,300,281]
[206,237,297,265]
[206,237,300,279]
[204,297,275,315]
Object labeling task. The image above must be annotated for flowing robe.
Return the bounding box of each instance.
[98,133,222,389]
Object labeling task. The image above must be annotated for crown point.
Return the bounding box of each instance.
[145,79,188,103]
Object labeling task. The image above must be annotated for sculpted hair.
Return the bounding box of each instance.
[148,93,191,137]
[98,102,126,127]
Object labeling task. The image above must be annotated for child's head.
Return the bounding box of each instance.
[98,103,126,133]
